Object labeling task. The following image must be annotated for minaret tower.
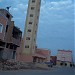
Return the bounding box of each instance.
[22,0,41,55]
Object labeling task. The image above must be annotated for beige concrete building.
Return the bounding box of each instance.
[22,0,41,55]
[57,50,72,66]
[16,0,51,63]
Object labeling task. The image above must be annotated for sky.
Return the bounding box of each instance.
[0,0,75,62]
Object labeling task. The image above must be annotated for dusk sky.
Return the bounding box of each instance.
[0,0,75,62]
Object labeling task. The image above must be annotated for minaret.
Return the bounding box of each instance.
[22,0,41,55]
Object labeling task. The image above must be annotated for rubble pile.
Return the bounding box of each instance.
[0,60,49,71]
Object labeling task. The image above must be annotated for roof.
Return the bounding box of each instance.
[36,48,51,56]
[33,53,46,59]
[58,50,72,53]
[32,48,50,59]
[36,48,50,51]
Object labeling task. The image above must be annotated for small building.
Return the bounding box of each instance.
[33,48,51,63]
[50,56,57,65]
[0,9,22,60]
[57,50,72,66]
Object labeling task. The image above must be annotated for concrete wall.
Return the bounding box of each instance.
[4,21,14,43]
[57,50,72,62]
[36,48,51,62]
[16,54,33,63]
[0,9,22,60]
[2,48,13,59]
[0,13,7,41]
[57,60,71,67]
[16,45,33,62]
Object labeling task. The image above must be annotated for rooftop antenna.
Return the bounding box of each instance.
[6,6,11,12]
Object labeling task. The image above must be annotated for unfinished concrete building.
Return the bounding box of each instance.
[0,9,22,60]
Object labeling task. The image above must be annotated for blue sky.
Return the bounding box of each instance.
[0,0,75,62]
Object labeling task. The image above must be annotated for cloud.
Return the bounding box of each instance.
[40,0,74,22]
[10,2,28,13]
[37,0,74,51]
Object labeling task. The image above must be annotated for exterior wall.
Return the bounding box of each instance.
[0,9,22,60]
[57,50,72,62]
[4,21,14,43]
[57,50,72,66]
[2,48,13,59]
[17,54,33,63]
[33,57,45,63]
[66,62,71,67]
[56,61,61,65]
[13,38,21,46]
[0,13,7,41]
[16,40,33,62]
[57,60,71,67]
[22,0,41,55]
[36,48,51,62]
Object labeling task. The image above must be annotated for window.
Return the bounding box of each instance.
[6,14,10,19]
[25,45,29,48]
[6,43,9,48]
[26,37,30,40]
[6,25,8,32]
[30,14,33,17]
[31,7,35,10]
[29,22,32,24]
[28,29,31,32]
[0,23,3,33]
[32,0,35,3]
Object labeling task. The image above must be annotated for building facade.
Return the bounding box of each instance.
[0,9,22,60]
[57,50,72,66]
[17,47,51,63]
[22,0,41,55]
[16,0,51,63]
